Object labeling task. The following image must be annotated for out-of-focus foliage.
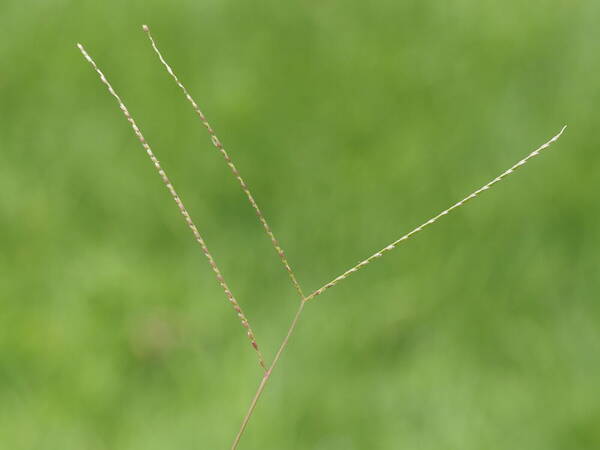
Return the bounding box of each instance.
[1,1,599,449]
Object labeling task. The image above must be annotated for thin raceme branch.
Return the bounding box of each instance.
[77,43,268,371]
[304,125,567,302]
[142,24,306,301]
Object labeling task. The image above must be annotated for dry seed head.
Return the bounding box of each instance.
[79,27,568,450]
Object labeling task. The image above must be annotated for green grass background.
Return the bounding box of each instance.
[1,1,599,449]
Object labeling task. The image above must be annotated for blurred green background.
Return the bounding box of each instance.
[1,1,599,449]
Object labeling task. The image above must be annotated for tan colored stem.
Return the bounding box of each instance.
[231,300,306,450]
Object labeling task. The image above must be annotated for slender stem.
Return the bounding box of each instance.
[231,300,307,450]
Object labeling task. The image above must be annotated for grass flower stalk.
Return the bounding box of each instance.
[79,27,567,449]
